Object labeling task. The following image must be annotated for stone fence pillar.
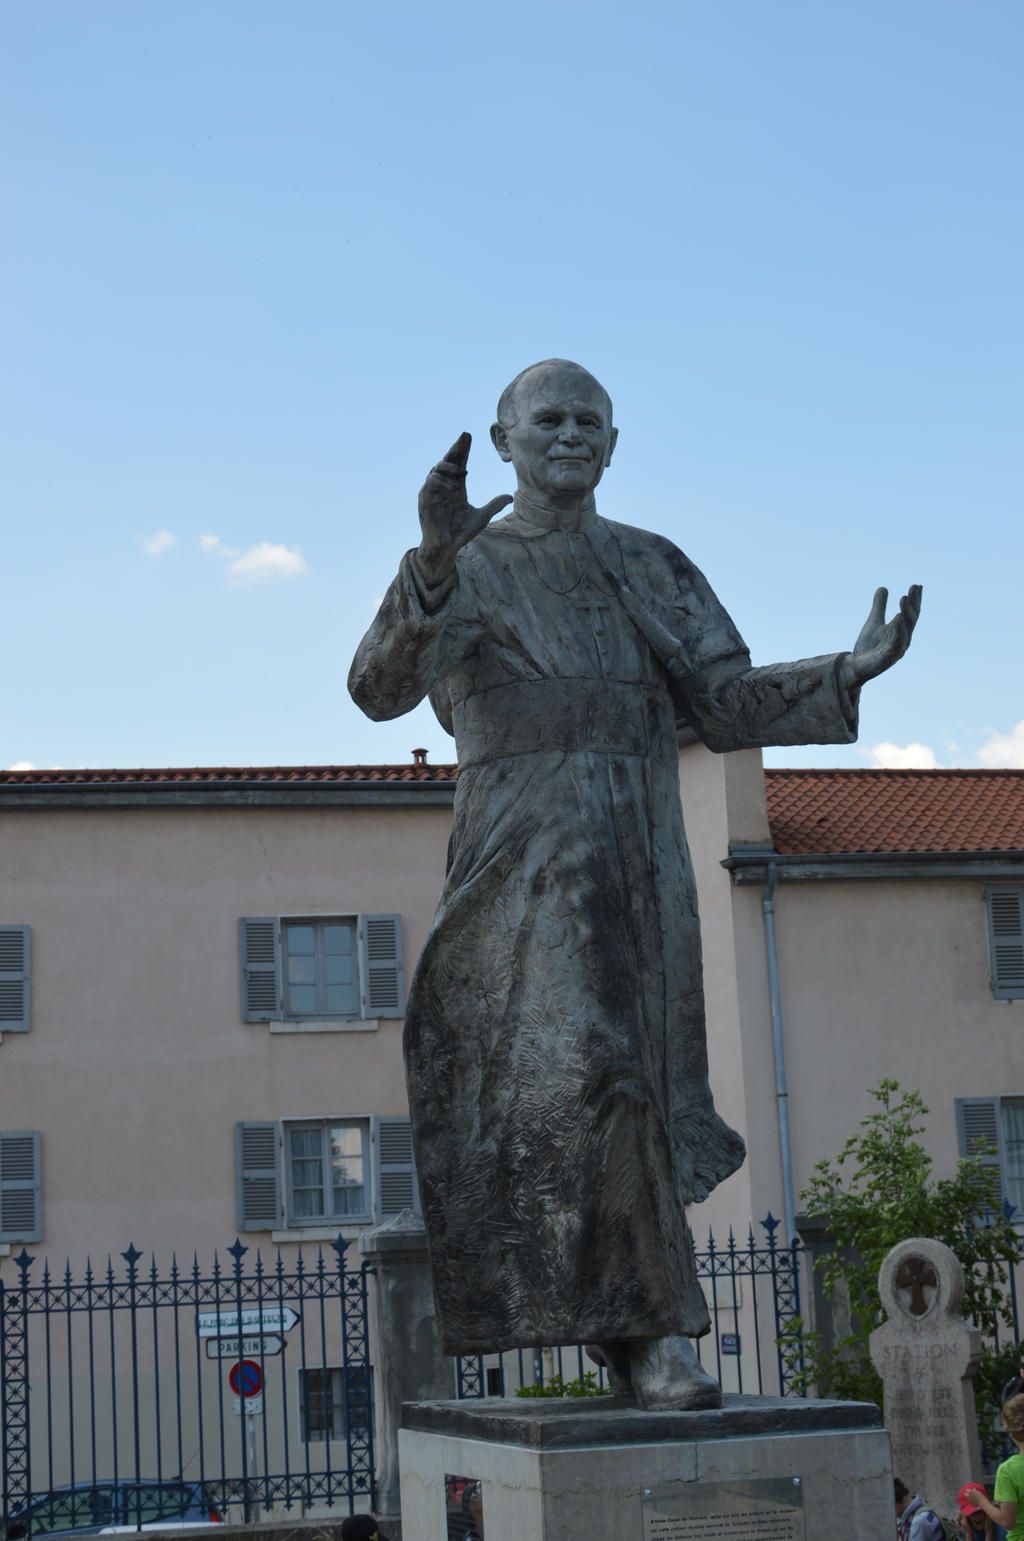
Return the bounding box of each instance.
[359,1208,455,1535]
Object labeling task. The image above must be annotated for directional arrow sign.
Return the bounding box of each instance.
[196,1306,299,1338]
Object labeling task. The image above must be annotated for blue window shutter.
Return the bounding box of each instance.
[359,915,404,1019]
[236,1122,281,1231]
[0,926,30,1031]
[987,888,1024,1000]
[372,1116,419,1222]
[239,919,280,1021]
[956,1097,1005,1212]
[0,1130,41,1242]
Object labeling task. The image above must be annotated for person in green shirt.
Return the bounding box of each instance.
[964,1395,1024,1540]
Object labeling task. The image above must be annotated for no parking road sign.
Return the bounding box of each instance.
[229,1359,263,1398]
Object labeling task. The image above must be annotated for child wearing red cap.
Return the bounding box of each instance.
[958,1482,1007,1540]
[962,1394,1024,1540]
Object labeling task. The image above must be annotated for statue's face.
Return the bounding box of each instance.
[491,363,617,500]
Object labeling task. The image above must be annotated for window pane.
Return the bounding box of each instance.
[291,1187,321,1219]
[323,924,354,955]
[303,1368,329,1440]
[34,1488,117,1532]
[330,1125,365,1214]
[286,925,315,955]
[324,954,354,986]
[326,983,357,1014]
[289,1129,326,1219]
[291,1158,323,1188]
[332,1182,365,1215]
[287,984,317,1015]
[331,1125,363,1160]
[287,955,316,985]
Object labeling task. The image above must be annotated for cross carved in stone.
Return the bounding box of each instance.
[895,1256,938,1316]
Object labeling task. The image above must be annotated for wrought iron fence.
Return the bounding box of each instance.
[457,1213,808,1400]
[456,1213,1024,1416]
[6,1215,1024,1533]
[0,1238,373,1537]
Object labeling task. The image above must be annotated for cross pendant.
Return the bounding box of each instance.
[573,594,610,635]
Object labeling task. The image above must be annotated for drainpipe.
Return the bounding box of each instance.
[763,860,796,1246]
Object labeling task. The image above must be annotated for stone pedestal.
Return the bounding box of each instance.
[398,1395,893,1539]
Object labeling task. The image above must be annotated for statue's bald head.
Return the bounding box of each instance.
[496,359,613,430]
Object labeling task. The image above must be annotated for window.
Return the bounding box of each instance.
[239,914,403,1023]
[0,926,31,1032]
[286,1121,369,1224]
[298,1365,372,1443]
[18,1486,117,1535]
[0,1130,41,1242]
[986,887,1024,1000]
[956,1097,1024,1219]
[236,1116,418,1232]
[282,921,358,1018]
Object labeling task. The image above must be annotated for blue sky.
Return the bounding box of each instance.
[3,1,1021,771]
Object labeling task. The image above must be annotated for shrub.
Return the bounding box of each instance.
[782,1079,1019,1408]
[515,1371,611,1398]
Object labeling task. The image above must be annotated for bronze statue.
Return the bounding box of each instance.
[349,359,920,1408]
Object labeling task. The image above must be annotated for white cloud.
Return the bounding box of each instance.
[227,542,309,584]
[200,533,235,558]
[200,534,309,584]
[977,720,1024,769]
[861,741,940,769]
[8,760,35,771]
[142,529,177,556]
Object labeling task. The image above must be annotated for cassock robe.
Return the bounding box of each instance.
[348,504,858,1354]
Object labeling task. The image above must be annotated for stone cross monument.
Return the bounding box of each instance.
[869,1236,982,1523]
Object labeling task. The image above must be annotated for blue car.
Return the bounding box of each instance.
[4,1481,223,1537]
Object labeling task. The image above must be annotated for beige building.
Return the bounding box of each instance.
[2,749,1023,1506]
[681,746,1024,1248]
[2,749,1023,1264]
[0,758,457,1266]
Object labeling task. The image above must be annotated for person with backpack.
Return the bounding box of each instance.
[895,1476,947,1540]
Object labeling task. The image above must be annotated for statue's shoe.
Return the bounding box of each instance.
[585,1341,634,1398]
[627,1335,722,1411]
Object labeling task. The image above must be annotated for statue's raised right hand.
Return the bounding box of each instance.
[416,433,513,587]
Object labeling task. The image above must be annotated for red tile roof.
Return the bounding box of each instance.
[765,769,1024,855]
[4,763,1023,856]
[0,763,458,786]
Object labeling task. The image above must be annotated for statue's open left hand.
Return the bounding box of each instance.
[842,584,922,689]
[416,432,513,587]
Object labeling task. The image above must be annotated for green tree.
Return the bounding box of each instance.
[783,1079,1019,1413]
